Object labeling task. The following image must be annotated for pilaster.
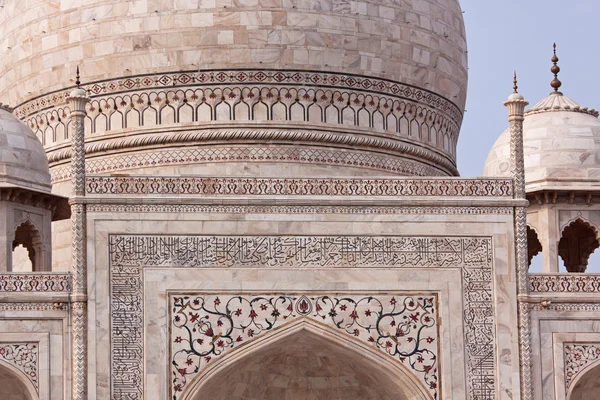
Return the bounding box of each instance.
[504,75,532,400]
[68,76,89,400]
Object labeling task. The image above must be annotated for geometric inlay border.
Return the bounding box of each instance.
[109,235,495,400]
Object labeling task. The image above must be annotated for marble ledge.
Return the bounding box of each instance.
[74,195,527,208]
[519,294,600,303]
[0,293,70,303]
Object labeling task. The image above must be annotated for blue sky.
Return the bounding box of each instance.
[458,0,600,177]
[457,0,600,272]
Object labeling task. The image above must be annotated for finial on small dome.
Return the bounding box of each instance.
[0,103,13,113]
[75,66,81,88]
[513,71,518,94]
[550,43,562,93]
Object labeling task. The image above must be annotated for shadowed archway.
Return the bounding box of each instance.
[0,360,37,400]
[527,226,543,268]
[181,319,432,400]
[569,360,600,400]
[559,218,600,272]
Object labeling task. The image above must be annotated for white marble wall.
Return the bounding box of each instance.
[86,205,519,400]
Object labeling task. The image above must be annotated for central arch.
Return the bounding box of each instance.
[568,359,600,400]
[0,359,37,400]
[180,318,432,400]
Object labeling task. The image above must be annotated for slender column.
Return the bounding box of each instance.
[504,74,531,400]
[68,70,90,400]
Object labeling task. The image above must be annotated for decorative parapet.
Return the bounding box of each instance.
[529,274,600,293]
[0,274,70,292]
[86,176,513,197]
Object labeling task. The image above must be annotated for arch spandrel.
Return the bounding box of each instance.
[180,318,431,400]
[170,294,438,400]
[0,356,38,400]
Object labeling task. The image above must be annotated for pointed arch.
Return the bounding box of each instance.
[527,225,543,268]
[0,358,37,400]
[559,218,600,273]
[180,318,432,400]
[568,358,600,400]
[12,220,44,272]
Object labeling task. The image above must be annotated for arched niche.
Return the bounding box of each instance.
[0,359,37,400]
[12,220,44,272]
[181,319,431,400]
[559,218,600,273]
[569,360,600,400]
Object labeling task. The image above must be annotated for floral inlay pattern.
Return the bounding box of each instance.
[0,343,39,391]
[564,343,600,392]
[170,294,439,400]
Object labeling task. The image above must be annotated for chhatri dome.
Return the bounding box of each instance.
[0,105,52,193]
[484,46,600,191]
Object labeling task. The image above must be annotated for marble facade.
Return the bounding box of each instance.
[0,0,599,399]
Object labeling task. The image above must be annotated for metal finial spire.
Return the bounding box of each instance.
[550,43,562,93]
[513,71,519,93]
[75,66,81,88]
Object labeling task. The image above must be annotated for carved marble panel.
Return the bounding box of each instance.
[170,293,439,399]
[109,235,495,400]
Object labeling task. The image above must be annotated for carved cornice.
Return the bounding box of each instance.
[528,190,600,205]
[49,145,447,183]
[46,127,459,176]
[0,187,70,221]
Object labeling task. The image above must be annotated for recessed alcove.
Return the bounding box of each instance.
[185,324,430,400]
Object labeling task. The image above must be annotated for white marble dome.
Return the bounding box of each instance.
[0,0,468,109]
[0,107,51,193]
[484,92,600,191]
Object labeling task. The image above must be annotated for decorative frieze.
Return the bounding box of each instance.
[16,69,462,124]
[88,204,513,215]
[23,70,463,179]
[88,176,513,197]
[530,274,600,293]
[109,235,495,400]
[0,274,69,292]
[49,145,446,183]
[0,302,66,311]
[0,343,38,391]
[109,236,492,269]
